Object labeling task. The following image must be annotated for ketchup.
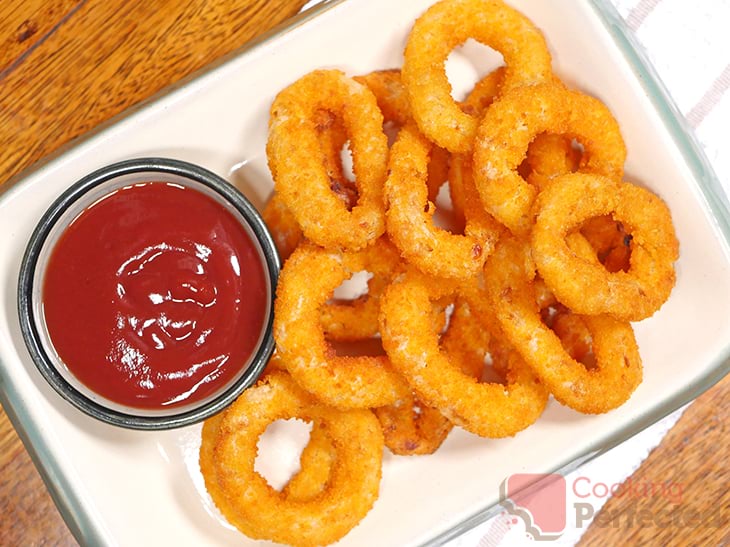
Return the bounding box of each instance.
[42,182,267,409]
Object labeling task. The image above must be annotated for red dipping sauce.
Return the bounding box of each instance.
[42,182,268,409]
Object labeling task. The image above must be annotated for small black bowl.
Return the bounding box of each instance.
[18,158,279,430]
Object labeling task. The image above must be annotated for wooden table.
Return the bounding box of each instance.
[0,1,727,545]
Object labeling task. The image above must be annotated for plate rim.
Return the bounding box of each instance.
[0,0,728,545]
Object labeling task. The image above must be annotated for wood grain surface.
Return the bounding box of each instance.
[0,0,308,185]
[578,374,729,547]
[0,1,727,546]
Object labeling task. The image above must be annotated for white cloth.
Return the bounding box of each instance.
[615,0,730,194]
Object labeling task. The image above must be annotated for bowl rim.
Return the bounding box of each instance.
[17,157,280,430]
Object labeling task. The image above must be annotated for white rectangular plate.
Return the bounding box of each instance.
[1,0,729,545]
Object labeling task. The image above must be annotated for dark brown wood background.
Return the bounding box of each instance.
[0,1,727,545]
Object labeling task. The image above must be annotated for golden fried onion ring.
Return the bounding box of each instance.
[385,124,499,279]
[320,238,402,342]
[274,242,410,408]
[374,394,453,456]
[263,110,357,261]
[355,68,450,203]
[374,297,493,456]
[206,356,336,503]
[379,270,548,437]
[484,235,643,413]
[473,82,626,235]
[267,69,388,250]
[532,173,678,321]
[211,371,383,547]
[200,412,335,529]
[402,0,552,153]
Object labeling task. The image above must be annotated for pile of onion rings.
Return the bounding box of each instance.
[201,0,679,545]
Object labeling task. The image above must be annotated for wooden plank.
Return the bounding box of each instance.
[0,0,81,74]
[0,0,308,187]
[579,373,729,546]
[0,415,78,545]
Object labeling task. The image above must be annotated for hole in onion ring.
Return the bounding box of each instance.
[517,158,532,181]
[571,138,585,155]
[329,177,358,211]
[549,309,598,370]
[329,337,387,358]
[440,302,455,334]
[445,39,504,102]
[479,352,508,385]
[339,140,356,183]
[329,270,373,303]
[521,132,583,188]
[536,285,599,371]
[431,181,464,234]
[254,418,313,491]
[312,108,360,211]
[383,120,400,147]
[578,214,632,273]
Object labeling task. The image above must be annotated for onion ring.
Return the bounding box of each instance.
[483,234,643,413]
[473,82,626,235]
[521,130,632,273]
[319,238,402,342]
[355,68,449,203]
[200,412,334,515]
[274,242,410,408]
[379,269,548,437]
[532,173,678,321]
[209,357,337,503]
[212,371,383,546]
[519,134,631,273]
[267,69,388,250]
[375,297,492,456]
[385,124,499,279]
[402,0,552,153]
[263,109,358,260]
[374,395,453,456]
[449,68,506,225]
